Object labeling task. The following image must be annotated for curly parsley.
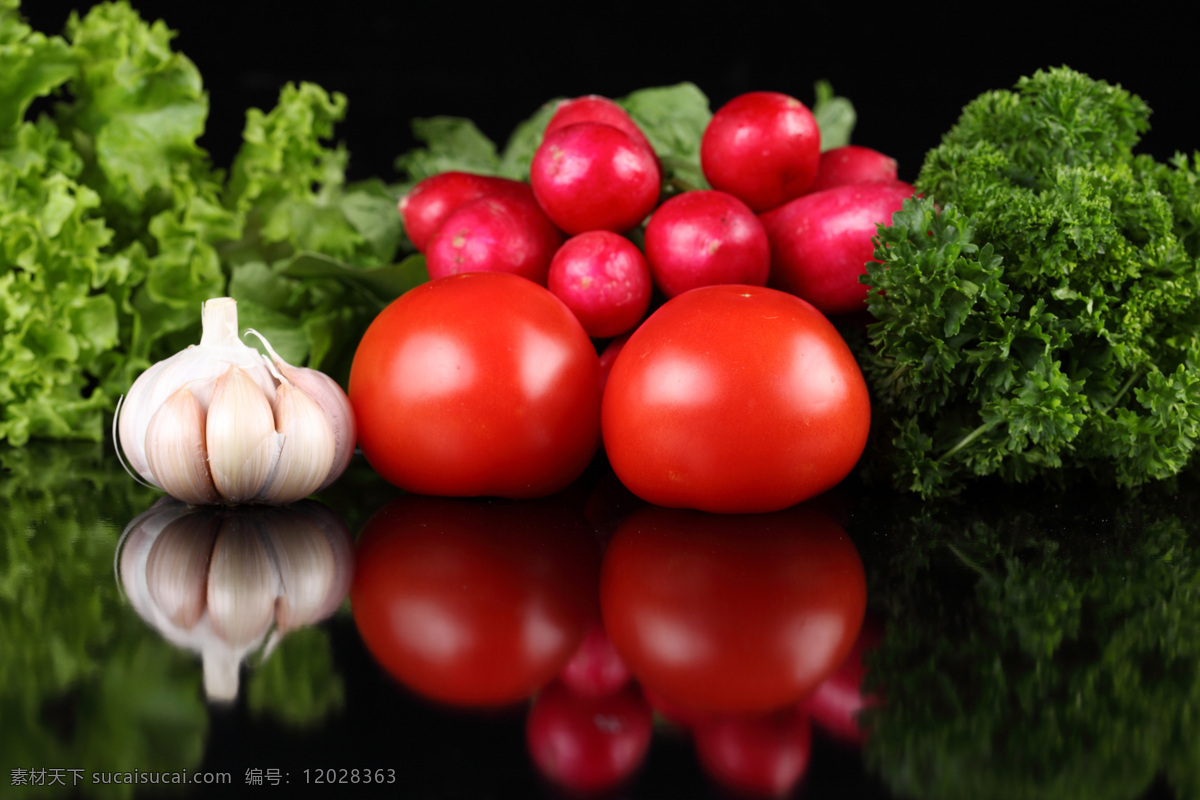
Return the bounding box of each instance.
[861,67,1200,497]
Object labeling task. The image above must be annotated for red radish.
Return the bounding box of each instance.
[799,614,883,745]
[546,95,656,160]
[547,231,652,338]
[398,172,531,252]
[597,332,632,393]
[700,91,821,213]
[804,145,899,195]
[526,680,653,795]
[558,622,633,698]
[424,192,564,284]
[530,122,662,235]
[643,190,770,298]
[760,180,916,315]
[693,710,813,798]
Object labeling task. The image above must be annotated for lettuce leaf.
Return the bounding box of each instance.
[0,1,404,446]
[0,0,74,136]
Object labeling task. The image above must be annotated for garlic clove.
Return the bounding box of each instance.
[144,387,221,505]
[277,367,357,490]
[258,382,338,505]
[248,329,357,491]
[206,515,279,647]
[304,501,357,621]
[118,496,188,614]
[260,507,338,633]
[145,514,221,629]
[118,357,175,484]
[206,365,281,504]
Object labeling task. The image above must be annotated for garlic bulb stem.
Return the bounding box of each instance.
[199,297,242,348]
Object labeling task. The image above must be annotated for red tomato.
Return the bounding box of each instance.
[601,284,870,513]
[350,495,601,707]
[349,272,602,498]
[600,504,867,714]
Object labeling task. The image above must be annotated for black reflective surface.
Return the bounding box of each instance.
[1,441,1194,799]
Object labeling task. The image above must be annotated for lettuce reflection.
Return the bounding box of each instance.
[1,443,206,797]
[118,497,353,703]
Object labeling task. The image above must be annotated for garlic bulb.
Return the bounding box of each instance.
[117,497,354,701]
[116,297,356,505]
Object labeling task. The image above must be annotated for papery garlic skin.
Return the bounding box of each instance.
[116,298,356,505]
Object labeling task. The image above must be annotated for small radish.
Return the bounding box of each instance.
[530,122,662,235]
[526,680,653,795]
[398,171,531,252]
[804,145,899,195]
[798,614,883,745]
[760,180,915,315]
[693,710,813,798]
[545,95,656,160]
[558,622,633,698]
[547,231,652,338]
[424,192,564,284]
[643,189,770,298]
[701,91,821,213]
[597,332,632,394]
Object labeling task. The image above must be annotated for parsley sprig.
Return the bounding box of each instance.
[861,67,1200,497]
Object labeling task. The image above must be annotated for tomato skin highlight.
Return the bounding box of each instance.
[601,284,870,513]
[348,272,602,499]
[351,495,601,707]
[600,504,868,715]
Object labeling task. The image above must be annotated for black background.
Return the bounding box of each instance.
[8,4,1197,798]
[9,3,1200,796]
[18,2,1197,187]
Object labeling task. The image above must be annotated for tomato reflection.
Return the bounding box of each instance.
[600,503,867,715]
[351,494,602,707]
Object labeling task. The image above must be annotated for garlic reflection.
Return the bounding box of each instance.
[115,297,356,505]
[118,497,353,701]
